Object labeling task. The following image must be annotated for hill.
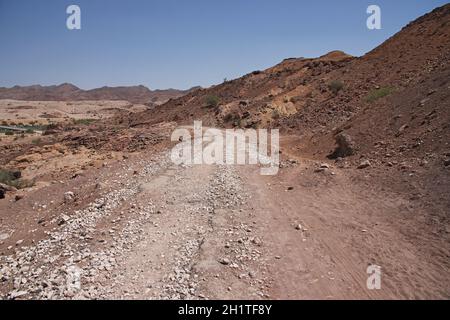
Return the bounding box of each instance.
[0,83,199,105]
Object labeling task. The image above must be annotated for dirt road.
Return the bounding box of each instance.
[1,131,449,300]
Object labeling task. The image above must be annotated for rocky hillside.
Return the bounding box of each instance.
[127,4,449,151]
[117,3,450,213]
[0,83,199,105]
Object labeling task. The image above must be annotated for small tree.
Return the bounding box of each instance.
[205,95,220,108]
[365,87,394,103]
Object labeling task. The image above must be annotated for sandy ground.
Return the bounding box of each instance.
[1,129,448,300]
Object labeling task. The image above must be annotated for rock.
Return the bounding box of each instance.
[218,258,231,265]
[9,290,28,299]
[0,183,17,192]
[251,237,262,246]
[0,187,4,200]
[444,159,450,167]
[58,214,70,226]
[396,124,408,137]
[15,194,24,202]
[72,171,84,178]
[287,186,294,191]
[0,232,11,241]
[331,133,356,158]
[16,240,24,246]
[95,182,107,190]
[419,98,430,107]
[94,199,106,209]
[295,224,303,231]
[64,191,75,203]
[320,163,330,169]
[357,160,371,169]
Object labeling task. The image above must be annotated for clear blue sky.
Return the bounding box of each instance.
[0,0,448,90]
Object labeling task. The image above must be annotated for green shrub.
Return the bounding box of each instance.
[4,131,14,136]
[25,128,35,134]
[328,80,344,95]
[365,87,394,103]
[32,138,42,145]
[205,95,220,108]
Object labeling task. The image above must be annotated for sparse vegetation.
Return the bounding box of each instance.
[205,95,220,108]
[365,87,394,103]
[31,138,42,145]
[0,169,34,189]
[4,131,14,136]
[328,80,344,95]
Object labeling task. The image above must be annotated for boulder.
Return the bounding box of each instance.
[330,133,356,158]
[64,191,75,203]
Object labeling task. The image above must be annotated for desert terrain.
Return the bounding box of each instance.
[0,4,449,300]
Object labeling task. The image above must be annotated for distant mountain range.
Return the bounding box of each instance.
[0,83,201,105]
